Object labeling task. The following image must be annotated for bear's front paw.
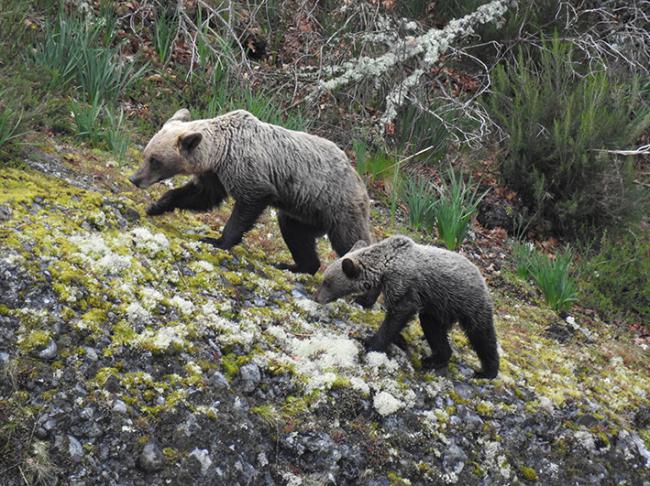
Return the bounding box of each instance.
[146,203,167,216]
[200,236,228,249]
[364,335,388,353]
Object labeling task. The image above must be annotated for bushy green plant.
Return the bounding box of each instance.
[355,147,394,182]
[104,108,130,162]
[78,46,147,103]
[578,233,650,329]
[35,12,147,103]
[401,176,436,230]
[394,103,449,166]
[514,243,578,313]
[487,36,650,237]
[70,99,104,144]
[0,93,27,149]
[431,169,487,250]
[153,11,177,64]
[34,14,97,89]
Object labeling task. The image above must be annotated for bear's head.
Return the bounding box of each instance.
[314,240,372,304]
[129,109,204,188]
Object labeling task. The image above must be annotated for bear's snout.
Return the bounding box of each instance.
[313,289,327,305]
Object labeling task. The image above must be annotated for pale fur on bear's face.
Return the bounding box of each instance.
[129,109,203,188]
[314,240,372,304]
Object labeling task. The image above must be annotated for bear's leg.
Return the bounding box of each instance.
[459,315,499,379]
[276,212,323,275]
[366,299,418,353]
[147,174,227,215]
[328,222,379,308]
[419,313,453,370]
[202,199,268,250]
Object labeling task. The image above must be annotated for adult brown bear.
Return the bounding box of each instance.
[129,109,373,277]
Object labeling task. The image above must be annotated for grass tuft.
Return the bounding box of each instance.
[514,243,577,313]
[430,169,487,250]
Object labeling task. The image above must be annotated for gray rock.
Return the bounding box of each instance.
[68,435,84,463]
[210,371,229,389]
[84,347,98,361]
[240,363,261,393]
[188,448,212,475]
[112,400,128,414]
[138,443,165,473]
[37,340,58,360]
[0,204,12,222]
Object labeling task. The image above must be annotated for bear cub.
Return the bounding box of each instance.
[129,109,372,275]
[314,235,499,379]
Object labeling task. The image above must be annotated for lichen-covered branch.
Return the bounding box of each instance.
[311,0,516,133]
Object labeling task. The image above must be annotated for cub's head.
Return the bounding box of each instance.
[314,240,371,304]
[129,109,204,188]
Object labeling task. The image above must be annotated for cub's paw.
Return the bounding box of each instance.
[473,369,498,380]
[421,355,450,371]
[274,262,319,275]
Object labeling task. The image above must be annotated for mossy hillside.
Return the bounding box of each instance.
[0,144,649,483]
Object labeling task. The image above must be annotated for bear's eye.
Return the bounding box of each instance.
[149,158,161,169]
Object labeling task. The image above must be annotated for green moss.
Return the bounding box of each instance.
[18,330,51,352]
[475,400,495,417]
[387,471,411,485]
[220,353,251,379]
[518,465,539,482]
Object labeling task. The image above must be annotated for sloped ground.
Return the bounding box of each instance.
[1,141,649,485]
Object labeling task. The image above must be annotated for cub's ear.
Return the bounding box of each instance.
[166,108,192,124]
[350,240,368,252]
[178,132,202,154]
[342,258,360,279]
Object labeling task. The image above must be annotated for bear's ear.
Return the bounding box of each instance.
[342,258,360,279]
[166,108,192,124]
[350,240,368,252]
[178,132,202,154]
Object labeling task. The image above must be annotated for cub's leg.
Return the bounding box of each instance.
[147,174,227,215]
[419,313,453,371]
[202,199,268,250]
[366,297,418,353]
[328,221,378,307]
[459,313,499,379]
[276,212,324,275]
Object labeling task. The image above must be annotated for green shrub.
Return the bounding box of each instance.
[578,233,650,329]
[487,36,650,237]
[514,243,577,313]
[402,176,436,230]
[431,169,487,250]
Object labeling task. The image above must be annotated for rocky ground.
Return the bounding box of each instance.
[1,141,649,485]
